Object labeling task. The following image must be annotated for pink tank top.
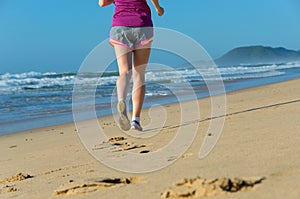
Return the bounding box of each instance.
[112,0,153,27]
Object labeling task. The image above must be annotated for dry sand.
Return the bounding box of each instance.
[0,79,300,199]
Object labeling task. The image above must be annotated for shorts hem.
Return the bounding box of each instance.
[136,37,154,48]
[109,38,134,50]
[109,37,154,50]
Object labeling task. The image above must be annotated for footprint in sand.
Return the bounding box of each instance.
[109,136,126,142]
[93,136,150,153]
[3,185,18,193]
[0,173,33,184]
[0,173,32,194]
[54,177,140,196]
[161,176,266,198]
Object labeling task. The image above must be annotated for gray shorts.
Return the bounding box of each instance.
[110,26,153,50]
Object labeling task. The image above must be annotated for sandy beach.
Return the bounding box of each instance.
[0,78,300,199]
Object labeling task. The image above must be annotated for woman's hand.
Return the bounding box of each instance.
[151,0,164,16]
[156,6,164,16]
[99,0,114,7]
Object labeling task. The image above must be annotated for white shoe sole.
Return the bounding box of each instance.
[130,126,143,131]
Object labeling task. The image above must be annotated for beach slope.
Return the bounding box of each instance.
[0,79,300,198]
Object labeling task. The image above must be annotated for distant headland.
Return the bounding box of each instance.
[215,46,300,66]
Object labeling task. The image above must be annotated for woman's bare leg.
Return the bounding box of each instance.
[114,45,133,101]
[132,44,151,118]
[114,44,133,131]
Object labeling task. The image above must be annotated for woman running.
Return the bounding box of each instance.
[99,0,164,131]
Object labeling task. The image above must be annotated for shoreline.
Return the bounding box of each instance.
[2,76,300,136]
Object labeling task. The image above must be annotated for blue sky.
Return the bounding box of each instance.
[0,0,300,73]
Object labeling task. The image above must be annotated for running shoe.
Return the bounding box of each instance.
[130,120,143,131]
[117,100,130,131]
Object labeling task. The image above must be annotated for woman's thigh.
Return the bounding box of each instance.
[114,44,133,74]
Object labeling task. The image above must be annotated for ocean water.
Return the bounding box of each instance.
[0,62,300,135]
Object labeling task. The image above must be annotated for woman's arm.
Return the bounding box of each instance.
[99,0,114,7]
[151,0,164,16]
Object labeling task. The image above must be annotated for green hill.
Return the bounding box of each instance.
[215,46,300,66]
